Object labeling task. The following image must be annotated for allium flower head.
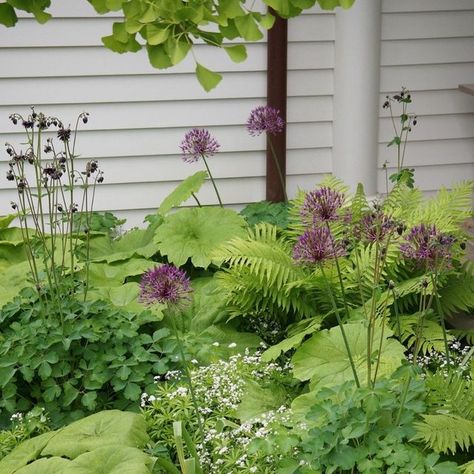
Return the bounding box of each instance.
[400,224,455,268]
[293,227,346,264]
[180,128,220,163]
[246,106,284,136]
[301,187,345,226]
[356,211,396,243]
[139,264,192,309]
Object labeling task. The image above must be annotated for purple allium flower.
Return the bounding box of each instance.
[180,128,220,163]
[293,227,346,264]
[139,264,192,308]
[301,187,345,226]
[355,211,396,243]
[400,224,455,268]
[246,106,285,136]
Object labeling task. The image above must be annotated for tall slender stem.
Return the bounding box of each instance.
[268,138,288,202]
[320,265,360,388]
[201,155,223,207]
[430,273,451,368]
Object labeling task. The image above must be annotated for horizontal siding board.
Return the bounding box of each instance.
[381,38,474,66]
[377,163,474,193]
[0,42,333,78]
[382,11,474,40]
[1,122,333,158]
[382,0,474,13]
[379,114,474,142]
[0,69,333,106]
[378,138,474,167]
[0,96,333,133]
[379,90,474,117]
[380,63,474,92]
[288,14,335,42]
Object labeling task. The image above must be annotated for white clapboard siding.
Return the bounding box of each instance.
[0,0,335,225]
[378,1,474,194]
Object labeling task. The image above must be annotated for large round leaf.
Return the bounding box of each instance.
[154,207,247,268]
[292,321,405,389]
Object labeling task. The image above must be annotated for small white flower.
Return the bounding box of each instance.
[228,342,237,348]
[212,342,220,347]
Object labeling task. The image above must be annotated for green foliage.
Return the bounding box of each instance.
[0,410,153,473]
[72,211,125,235]
[157,171,208,216]
[291,321,405,389]
[142,352,295,472]
[154,207,247,269]
[439,262,474,317]
[413,414,474,455]
[214,223,315,321]
[240,201,290,228]
[0,408,51,459]
[0,0,51,27]
[0,291,176,424]
[258,372,460,473]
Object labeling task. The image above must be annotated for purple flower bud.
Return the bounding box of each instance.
[180,128,220,163]
[246,106,284,136]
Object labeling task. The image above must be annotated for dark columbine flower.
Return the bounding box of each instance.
[139,264,192,309]
[356,211,396,243]
[246,105,284,136]
[293,227,346,264]
[400,224,455,268]
[180,128,220,163]
[301,186,345,226]
[57,127,71,142]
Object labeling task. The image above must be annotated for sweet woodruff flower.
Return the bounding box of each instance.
[293,226,346,264]
[400,224,455,268]
[301,187,345,226]
[246,106,284,136]
[139,264,192,308]
[180,128,220,163]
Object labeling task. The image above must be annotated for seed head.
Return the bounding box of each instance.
[246,105,284,136]
[139,264,192,309]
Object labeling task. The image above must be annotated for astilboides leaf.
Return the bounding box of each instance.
[158,171,208,216]
[154,207,247,269]
[292,320,405,390]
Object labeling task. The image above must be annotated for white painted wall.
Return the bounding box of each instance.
[0,0,472,227]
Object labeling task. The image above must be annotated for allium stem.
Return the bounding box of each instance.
[268,138,288,202]
[319,265,360,388]
[169,317,205,448]
[430,273,451,368]
[201,155,223,207]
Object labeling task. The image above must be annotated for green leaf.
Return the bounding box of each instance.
[218,0,245,18]
[154,207,247,268]
[124,382,141,400]
[234,14,263,41]
[102,33,141,53]
[164,36,191,65]
[38,361,52,380]
[259,12,276,29]
[147,44,172,69]
[0,3,18,26]
[318,0,354,9]
[0,214,15,229]
[0,366,16,387]
[62,382,80,407]
[13,457,71,473]
[105,0,123,10]
[158,171,208,215]
[81,391,97,410]
[224,44,247,63]
[195,63,222,92]
[145,23,170,45]
[292,321,405,389]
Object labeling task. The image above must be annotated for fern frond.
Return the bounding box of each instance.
[461,460,474,474]
[383,182,423,219]
[439,262,474,317]
[407,181,473,234]
[425,372,474,420]
[413,414,474,454]
[214,223,315,321]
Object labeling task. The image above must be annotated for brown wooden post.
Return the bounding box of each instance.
[266,9,288,202]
